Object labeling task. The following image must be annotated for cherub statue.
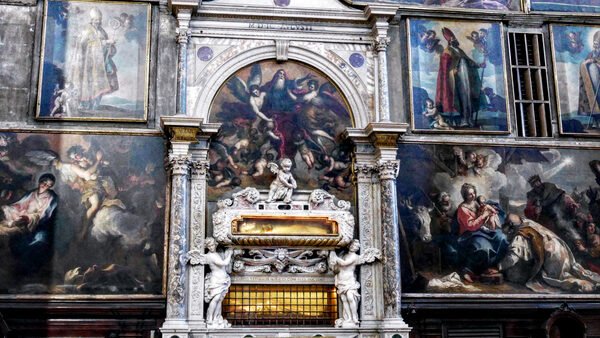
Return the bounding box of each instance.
[266,158,297,203]
[328,240,381,328]
[186,237,234,328]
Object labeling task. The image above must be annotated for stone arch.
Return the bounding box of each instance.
[191,43,370,128]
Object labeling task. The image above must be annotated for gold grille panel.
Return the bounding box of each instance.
[223,284,337,326]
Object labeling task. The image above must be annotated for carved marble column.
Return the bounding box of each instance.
[160,117,202,337]
[374,36,391,122]
[186,127,217,327]
[366,6,396,123]
[377,160,401,318]
[187,159,209,325]
[166,154,191,322]
[354,162,384,328]
[368,126,411,337]
[175,9,192,115]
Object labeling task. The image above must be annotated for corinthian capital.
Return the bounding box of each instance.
[168,154,191,175]
[374,36,390,52]
[190,160,210,179]
[353,163,377,183]
[377,160,399,180]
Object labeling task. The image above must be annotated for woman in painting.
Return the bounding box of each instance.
[455,183,508,282]
[0,173,57,274]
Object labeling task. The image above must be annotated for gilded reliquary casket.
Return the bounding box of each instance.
[212,188,354,247]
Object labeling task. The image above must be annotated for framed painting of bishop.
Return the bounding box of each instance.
[407,19,510,134]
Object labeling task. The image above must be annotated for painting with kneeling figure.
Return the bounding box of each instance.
[398,143,600,295]
[0,131,166,296]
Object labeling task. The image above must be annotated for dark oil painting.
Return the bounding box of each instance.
[207,60,355,202]
[0,131,165,296]
[399,143,600,295]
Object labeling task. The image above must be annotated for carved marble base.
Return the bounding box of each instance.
[381,318,412,338]
[335,318,359,328]
[160,319,191,338]
[188,327,380,338]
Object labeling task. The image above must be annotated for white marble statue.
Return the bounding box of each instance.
[186,237,234,328]
[266,158,297,203]
[328,239,381,328]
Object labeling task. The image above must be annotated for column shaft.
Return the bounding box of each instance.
[376,37,391,122]
[188,161,209,323]
[378,160,401,319]
[176,10,191,115]
[166,155,190,320]
[356,163,384,325]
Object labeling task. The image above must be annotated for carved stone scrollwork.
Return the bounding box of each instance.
[309,189,351,211]
[232,248,329,274]
[213,188,355,247]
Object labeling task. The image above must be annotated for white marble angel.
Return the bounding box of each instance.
[186,237,234,328]
[266,158,297,203]
[328,240,381,328]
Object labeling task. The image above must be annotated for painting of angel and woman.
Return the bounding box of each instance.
[398,143,600,295]
[408,19,509,133]
[0,131,166,295]
[206,60,354,201]
[552,25,600,136]
[37,0,150,121]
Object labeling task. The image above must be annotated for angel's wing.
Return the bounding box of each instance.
[247,63,262,88]
[226,76,250,103]
[328,251,339,272]
[357,248,381,265]
[267,162,279,175]
[25,150,59,166]
[185,249,208,266]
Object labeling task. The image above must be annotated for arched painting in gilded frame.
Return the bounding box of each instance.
[207,60,355,201]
